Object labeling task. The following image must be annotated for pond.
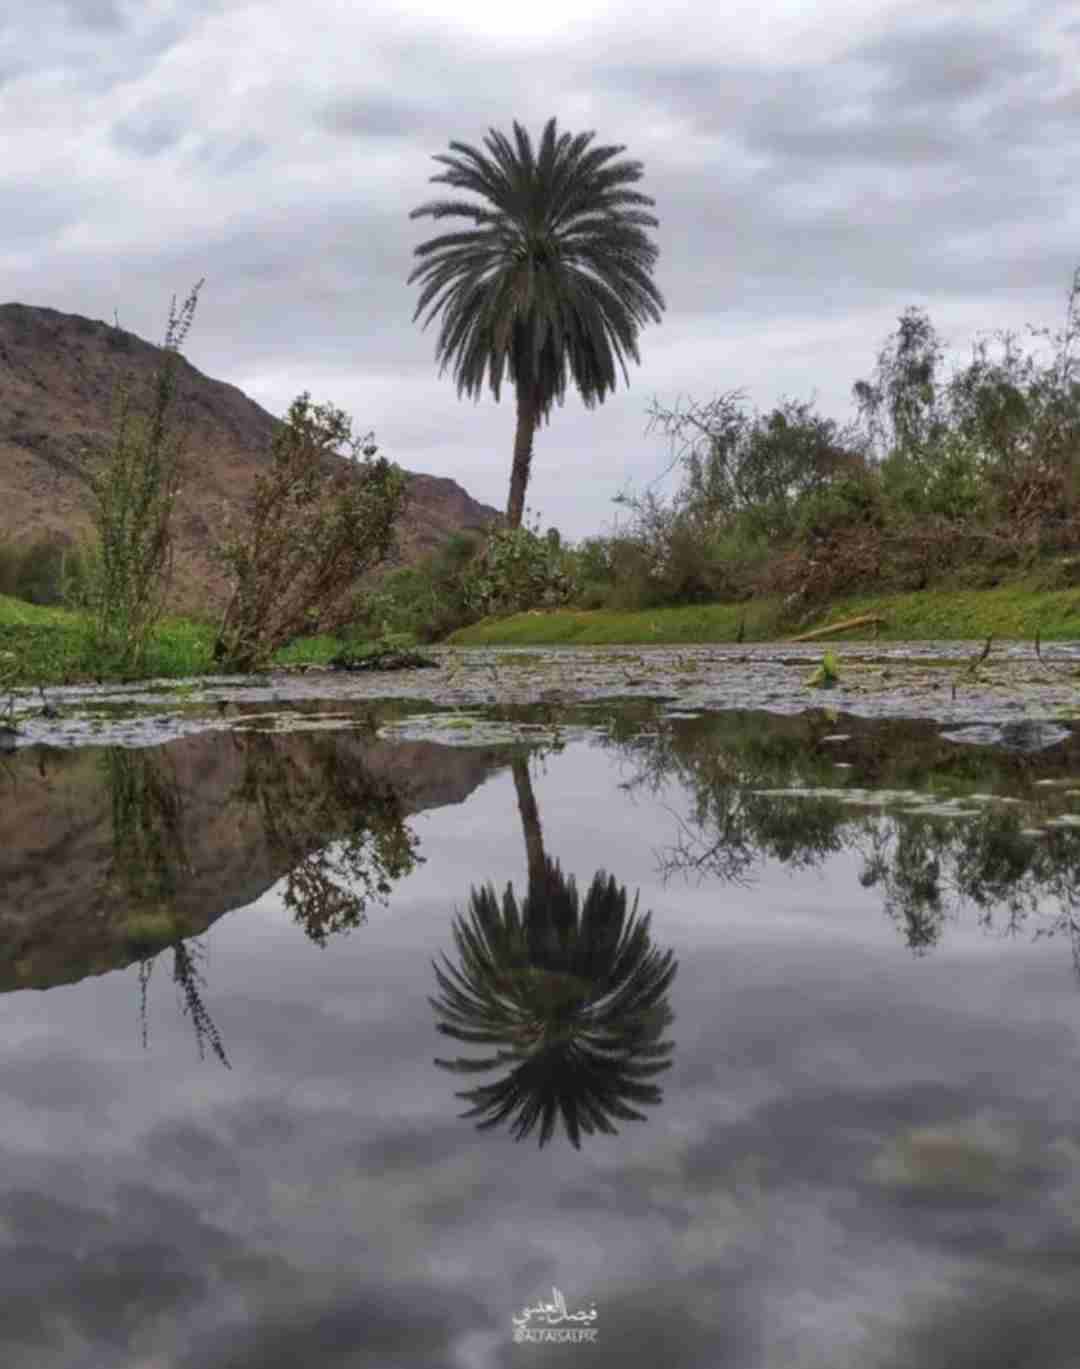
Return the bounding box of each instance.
[4,667,1080,1366]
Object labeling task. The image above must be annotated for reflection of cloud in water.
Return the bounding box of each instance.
[5,723,1080,1363]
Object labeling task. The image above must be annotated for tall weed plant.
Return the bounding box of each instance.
[84,280,203,676]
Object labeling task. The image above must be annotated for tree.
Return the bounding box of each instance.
[852,305,950,463]
[407,117,666,528]
[641,390,868,539]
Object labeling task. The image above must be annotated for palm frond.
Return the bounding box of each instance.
[408,116,665,417]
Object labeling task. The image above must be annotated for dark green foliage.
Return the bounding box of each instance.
[460,524,577,618]
[0,538,90,607]
[408,116,665,527]
[549,263,1080,616]
[236,733,422,947]
[329,632,437,671]
[357,529,486,641]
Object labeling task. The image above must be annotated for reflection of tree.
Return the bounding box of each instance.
[101,747,229,1064]
[236,734,421,946]
[138,940,230,1068]
[606,713,1080,975]
[99,733,423,1067]
[101,747,190,909]
[431,757,677,1148]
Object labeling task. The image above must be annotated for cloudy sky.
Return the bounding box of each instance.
[4,0,1078,538]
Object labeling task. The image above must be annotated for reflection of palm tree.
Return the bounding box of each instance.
[431,757,677,1147]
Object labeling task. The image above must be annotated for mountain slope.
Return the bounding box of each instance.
[0,302,500,617]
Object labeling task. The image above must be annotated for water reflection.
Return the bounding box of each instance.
[137,941,230,1067]
[431,758,677,1148]
[0,724,507,1065]
[102,732,426,1061]
[609,711,1080,972]
[97,747,236,1060]
[230,733,422,947]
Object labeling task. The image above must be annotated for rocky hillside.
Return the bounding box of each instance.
[0,302,501,617]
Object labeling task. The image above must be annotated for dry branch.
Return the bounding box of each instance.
[789,614,885,643]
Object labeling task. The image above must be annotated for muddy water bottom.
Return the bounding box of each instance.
[6,640,1080,751]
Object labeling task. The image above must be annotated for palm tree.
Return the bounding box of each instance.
[407,117,666,528]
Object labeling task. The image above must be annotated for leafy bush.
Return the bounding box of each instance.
[0,537,91,607]
[793,471,885,545]
[213,392,407,671]
[460,523,577,618]
[357,529,486,641]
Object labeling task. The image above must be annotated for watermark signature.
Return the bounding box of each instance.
[512,1287,599,1344]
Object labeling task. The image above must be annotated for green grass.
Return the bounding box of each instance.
[0,594,360,688]
[271,633,344,668]
[447,599,787,646]
[0,596,219,687]
[7,577,1080,690]
[448,585,1080,646]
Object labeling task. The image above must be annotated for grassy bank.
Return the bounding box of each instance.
[447,584,1080,647]
[0,595,365,689]
[8,581,1080,691]
[0,596,220,687]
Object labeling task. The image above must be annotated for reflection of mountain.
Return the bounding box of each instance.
[432,758,677,1148]
[0,729,507,991]
[606,709,1080,971]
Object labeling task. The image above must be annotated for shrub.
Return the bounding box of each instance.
[793,471,884,546]
[357,528,487,641]
[460,523,577,618]
[4,537,91,607]
[214,391,407,671]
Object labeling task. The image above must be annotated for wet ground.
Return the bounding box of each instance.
[5,639,1080,750]
[4,646,1080,1366]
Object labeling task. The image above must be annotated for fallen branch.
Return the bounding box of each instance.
[1034,628,1078,680]
[967,634,993,675]
[789,614,885,643]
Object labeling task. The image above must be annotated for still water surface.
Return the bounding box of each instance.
[3,705,1080,1367]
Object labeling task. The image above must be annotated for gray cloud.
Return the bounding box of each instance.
[111,102,189,158]
[1,0,1077,534]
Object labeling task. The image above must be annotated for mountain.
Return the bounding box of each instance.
[0,302,501,617]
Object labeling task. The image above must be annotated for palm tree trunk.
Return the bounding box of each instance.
[511,756,546,895]
[507,383,538,529]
